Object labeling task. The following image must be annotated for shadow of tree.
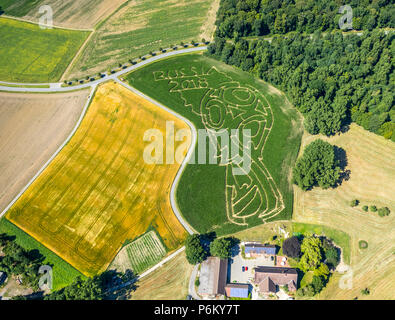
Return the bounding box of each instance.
[333,145,351,186]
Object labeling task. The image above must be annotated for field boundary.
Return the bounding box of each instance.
[0,86,95,219]
[115,79,197,235]
[0,46,207,92]
[60,30,96,82]
[0,15,94,32]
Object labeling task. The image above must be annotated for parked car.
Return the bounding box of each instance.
[242,266,245,272]
[245,266,248,271]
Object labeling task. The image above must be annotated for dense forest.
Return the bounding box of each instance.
[216,0,395,37]
[208,2,394,140]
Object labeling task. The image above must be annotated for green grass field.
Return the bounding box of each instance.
[126,54,303,235]
[0,17,89,82]
[293,223,351,264]
[0,218,85,290]
[67,0,216,79]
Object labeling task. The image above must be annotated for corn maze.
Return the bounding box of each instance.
[152,63,285,227]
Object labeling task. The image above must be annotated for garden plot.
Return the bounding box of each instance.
[109,231,167,274]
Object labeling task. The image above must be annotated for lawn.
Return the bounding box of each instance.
[293,223,351,264]
[0,17,89,82]
[0,218,85,290]
[126,54,303,236]
[6,82,188,276]
[66,0,217,79]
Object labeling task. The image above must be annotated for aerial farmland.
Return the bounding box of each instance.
[0,0,393,305]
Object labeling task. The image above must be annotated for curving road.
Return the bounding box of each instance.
[0,46,207,93]
[0,47,205,235]
[0,47,204,292]
[115,79,197,234]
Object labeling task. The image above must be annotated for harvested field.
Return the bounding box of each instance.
[130,251,193,300]
[109,231,166,274]
[0,0,126,29]
[67,0,217,79]
[6,82,189,276]
[294,124,395,300]
[0,89,90,214]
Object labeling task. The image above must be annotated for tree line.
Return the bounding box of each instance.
[185,233,239,264]
[208,2,394,140]
[215,0,394,38]
[0,233,44,291]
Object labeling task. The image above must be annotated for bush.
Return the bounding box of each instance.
[282,236,301,258]
[362,205,368,212]
[195,278,200,287]
[325,246,340,268]
[296,284,315,297]
[350,199,359,207]
[369,205,377,212]
[292,140,342,190]
[185,234,207,265]
[312,275,324,294]
[210,238,232,259]
[358,240,368,249]
[378,207,390,217]
[361,288,370,295]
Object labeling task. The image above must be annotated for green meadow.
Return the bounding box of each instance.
[0,17,89,82]
[126,54,303,236]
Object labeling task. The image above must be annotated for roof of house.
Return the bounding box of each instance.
[198,257,228,296]
[254,266,298,293]
[259,277,276,293]
[225,283,249,298]
[244,243,276,255]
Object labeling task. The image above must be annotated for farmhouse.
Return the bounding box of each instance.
[198,257,228,297]
[254,266,298,294]
[244,243,276,257]
[225,283,249,298]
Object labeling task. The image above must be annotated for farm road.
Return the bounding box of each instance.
[0,46,204,290]
[0,46,207,93]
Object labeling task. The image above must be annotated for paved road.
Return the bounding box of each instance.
[0,47,204,236]
[0,46,205,294]
[116,79,197,235]
[0,46,207,93]
[188,264,201,300]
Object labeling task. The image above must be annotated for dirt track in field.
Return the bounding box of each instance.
[0,90,90,213]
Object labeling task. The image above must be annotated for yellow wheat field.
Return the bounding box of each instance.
[6,82,189,276]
